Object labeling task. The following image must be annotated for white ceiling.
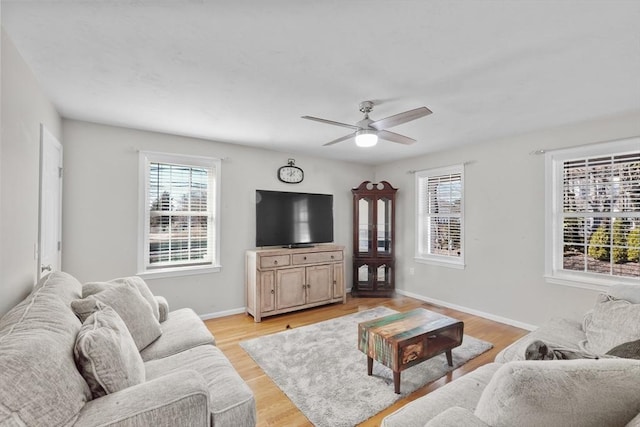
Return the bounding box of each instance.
[2,0,640,165]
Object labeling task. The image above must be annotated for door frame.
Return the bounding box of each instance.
[38,124,63,280]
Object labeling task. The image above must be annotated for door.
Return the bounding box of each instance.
[38,125,63,280]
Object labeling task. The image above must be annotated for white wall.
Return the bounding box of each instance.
[61,119,373,317]
[2,23,638,326]
[375,111,640,327]
[0,29,62,316]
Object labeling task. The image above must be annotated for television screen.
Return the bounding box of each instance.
[256,190,334,247]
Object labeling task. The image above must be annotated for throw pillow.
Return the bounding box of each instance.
[84,276,160,321]
[72,284,162,350]
[474,359,640,427]
[583,296,640,355]
[606,339,640,359]
[608,284,640,304]
[74,302,145,398]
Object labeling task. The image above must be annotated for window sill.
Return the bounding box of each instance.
[137,265,221,280]
[545,271,639,292]
[415,256,465,270]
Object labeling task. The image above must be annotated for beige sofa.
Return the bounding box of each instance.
[0,271,256,427]
[382,285,640,427]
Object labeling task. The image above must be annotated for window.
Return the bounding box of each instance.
[545,137,640,289]
[415,164,465,268]
[138,152,221,277]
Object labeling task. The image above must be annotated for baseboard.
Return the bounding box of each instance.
[199,307,246,321]
[202,289,355,321]
[198,289,535,330]
[395,289,537,331]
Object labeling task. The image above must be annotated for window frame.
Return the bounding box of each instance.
[137,151,221,279]
[414,164,465,269]
[544,137,640,290]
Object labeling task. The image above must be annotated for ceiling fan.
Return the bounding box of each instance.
[301,101,432,147]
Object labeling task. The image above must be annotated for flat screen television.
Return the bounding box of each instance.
[256,190,334,247]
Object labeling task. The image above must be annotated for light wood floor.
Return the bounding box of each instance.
[204,295,528,427]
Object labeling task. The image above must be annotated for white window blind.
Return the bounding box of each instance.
[415,165,464,267]
[546,137,640,288]
[139,152,220,276]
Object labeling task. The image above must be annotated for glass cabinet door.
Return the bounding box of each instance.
[376,197,392,255]
[358,197,374,255]
[376,262,393,291]
[356,263,373,290]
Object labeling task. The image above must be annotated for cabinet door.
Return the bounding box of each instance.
[356,196,375,256]
[376,197,393,256]
[276,267,306,309]
[306,265,333,303]
[374,261,394,292]
[259,271,275,312]
[332,263,344,299]
[354,261,374,292]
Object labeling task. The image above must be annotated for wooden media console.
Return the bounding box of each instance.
[245,245,346,322]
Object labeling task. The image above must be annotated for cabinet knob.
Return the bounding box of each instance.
[303,256,307,260]
[270,289,275,294]
[331,255,334,259]
[274,260,278,265]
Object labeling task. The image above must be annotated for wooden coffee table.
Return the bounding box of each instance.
[358,308,464,393]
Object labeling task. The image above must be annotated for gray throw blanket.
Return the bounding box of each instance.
[524,340,600,360]
[525,339,640,361]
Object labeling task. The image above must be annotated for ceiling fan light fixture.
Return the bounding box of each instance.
[355,129,378,147]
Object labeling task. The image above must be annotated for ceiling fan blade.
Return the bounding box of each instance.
[322,133,355,146]
[302,116,360,130]
[369,107,432,130]
[377,130,416,145]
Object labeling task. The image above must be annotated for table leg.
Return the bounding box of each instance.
[367,356,373,376]
[446,350,453,367]
[393,371,401,394]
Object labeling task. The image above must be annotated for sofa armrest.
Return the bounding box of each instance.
[475,359,640,427]
[74,370,209,427]
[155,296,169,322]
[424,407,490,427]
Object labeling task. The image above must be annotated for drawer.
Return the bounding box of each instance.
[259,255,290,268]
[292,251,343,265]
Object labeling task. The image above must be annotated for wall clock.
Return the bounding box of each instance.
[278,159,304,184]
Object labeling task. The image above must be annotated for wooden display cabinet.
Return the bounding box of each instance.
[352,181,397,297]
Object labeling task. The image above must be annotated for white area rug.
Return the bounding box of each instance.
[240,307,493,427]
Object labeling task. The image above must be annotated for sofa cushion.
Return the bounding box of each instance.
[74,302,145,398]
[583,296,640,355]
[84,276,160,321]
[381,363,501,427]
[72,284,162,351]
[144,345,256,426]
[0,272,91,427]
[155,295,170,323]
[474,359,640,427]
[139,307,215,362]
